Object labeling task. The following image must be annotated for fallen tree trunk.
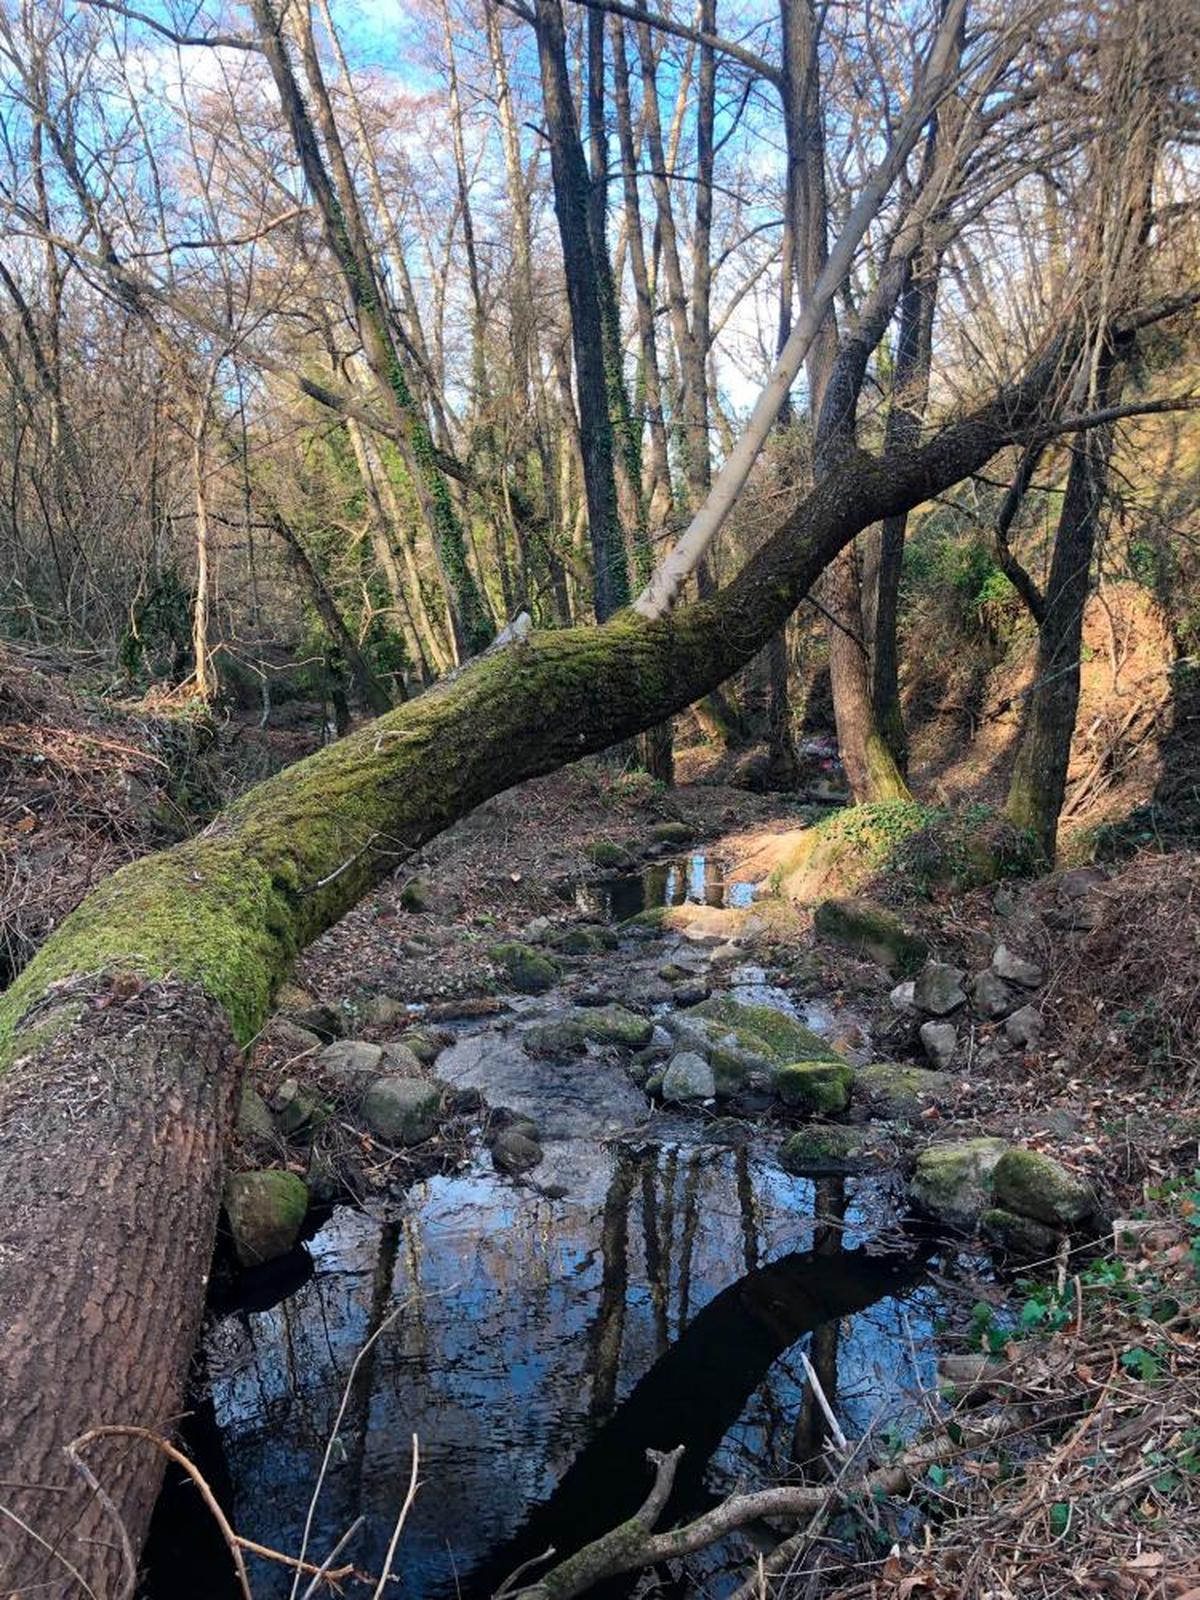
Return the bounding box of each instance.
[0,348,1065,1597]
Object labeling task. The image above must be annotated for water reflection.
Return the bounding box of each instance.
[183,1146,935,1599]
[581,853,759,920]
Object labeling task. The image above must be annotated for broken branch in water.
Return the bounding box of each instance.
[512,1413,1031,1600]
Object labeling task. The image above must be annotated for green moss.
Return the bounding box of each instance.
[812,897,928,975]
[780,1124,874,1174]
[776,1060,854,1113]
[487,942,560,994]
[992,1149,1095,1227]
[692,997,836,1064]
[909,1138,1010,1228]
[855,1062,953,1119]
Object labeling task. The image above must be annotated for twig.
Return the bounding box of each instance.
[800,1350,849,1453]
[299,1517,366,1600]
[0,1498,99,1599]
[371,1435,421,1600]
[67,1426,252,1600]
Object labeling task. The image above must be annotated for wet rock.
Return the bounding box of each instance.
[361,1077,443,1146]
[813,897,929,975]
[585,840,637,870]
[490,1124,544,1176]
[525,1005,652,1054]
[780,1124,876,1175]
[992,1149,1095,1227]
[919,1021,958,1070]
[436,1030,647,1139]
[272,1078,328,1138]
[991,946,1044,988]
[888,980,917,1012]
[776,1060,854,1114]
[236,1082,276,1148]
[488,941,560,995]
[913,962,966,1017]
[661,1051,716,1103]
[397,1028,453,1067]
[855,1062,953,1119]
[649,820,694,847]
[658,963,690,983]
[650,1024,673,1050]
[524,1018,584,1056]
[645,1069,666,1098]
[909,1137,1010,1228]
[223,1170,308,1267]
[317,1039,385,1088]
[970,969,1017,1021]
[981,1207,1061,1259]
[1005,1004,1044,1048]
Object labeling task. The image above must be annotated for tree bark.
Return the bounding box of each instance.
[534,0,630,620]
[0,981,237,1598]
[0,342,1072,1596]
[1005,351,1122,858]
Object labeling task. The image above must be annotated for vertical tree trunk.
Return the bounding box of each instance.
[870,252,942,771]
[254,0,493,656]
[534,0,629,621]
[190,390,215,700]
[1005,349,1122,857]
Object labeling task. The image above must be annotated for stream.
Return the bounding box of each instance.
[142,857,946,1598]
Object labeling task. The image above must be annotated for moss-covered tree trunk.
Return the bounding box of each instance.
[0,346,1067,1596]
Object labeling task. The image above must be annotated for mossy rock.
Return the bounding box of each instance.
[780,1124,876,1175]
[855,1062,953,1119]
[579,1004,653,1048]
[525,1005,651,1054]
[361,1077,443,1146]
[777,1060,854,1114]
[981,1207,1062,1259]
[549,925,620,956]
[585,840,637,870]
[992,1149,1095,1227]
[223,1169,308,1267]
[396,1028,450,1067]
[271,1077,330,1138]
[813,897,928,976]
[909,1137,1010,1228]
[708,1044,751,1097]
[649,820,694,847]
[692,997,836,1066]
[488,941,560,994]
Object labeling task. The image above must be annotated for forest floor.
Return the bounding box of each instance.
[4,640,1199,1597]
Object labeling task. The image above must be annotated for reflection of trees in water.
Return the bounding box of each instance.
[347,1220,402,1504]
[675,1153,704,1336]
[735,1145,760,1272]
[793,1177,848,1475]
[589,1150,636,1418]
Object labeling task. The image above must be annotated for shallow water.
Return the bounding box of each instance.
[585,851,759,920]
[148,1145,938,1599]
